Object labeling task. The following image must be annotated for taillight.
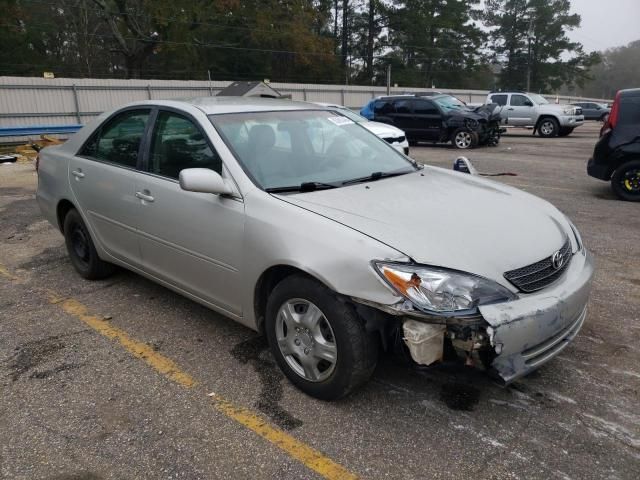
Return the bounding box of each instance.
[601,90,621,136]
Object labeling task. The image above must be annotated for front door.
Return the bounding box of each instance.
[68,108,151,266]
[390,99,415,136]
[411,99,443,140]
[135,109,245,316]
[507,94,535,126]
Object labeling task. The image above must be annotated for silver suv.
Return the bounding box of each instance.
[486,92,584,137]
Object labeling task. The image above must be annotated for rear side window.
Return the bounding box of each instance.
[80,109,150,167]
[413,100,439,115]
[393,100,411,113]
[618,97,640,125]
[149,111,222,179]
[373,100,394,115]
[489,94,508,106]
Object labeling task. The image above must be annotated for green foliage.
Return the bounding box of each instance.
[580,40,640,99]
[484,0,600,92]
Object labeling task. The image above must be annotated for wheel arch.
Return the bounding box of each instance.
[535,114,559,129]
[254,264,331,334]
[56,198,76,233]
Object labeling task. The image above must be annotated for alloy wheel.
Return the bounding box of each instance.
[540,121,555,136]
[275,298,337,382]
[622,169,640,194]
[454,131,473,149]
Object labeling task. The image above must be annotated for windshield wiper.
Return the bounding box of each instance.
[341,170,413,186]
[265,181,338,193]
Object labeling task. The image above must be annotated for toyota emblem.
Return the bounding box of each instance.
[551,250,565,270]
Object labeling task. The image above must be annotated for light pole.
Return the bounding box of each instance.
[526,18,535,91]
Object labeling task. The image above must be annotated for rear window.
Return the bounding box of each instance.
[619,97,640,125]
[490,94,508,106]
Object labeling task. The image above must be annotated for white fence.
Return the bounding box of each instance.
[0,75,610,140]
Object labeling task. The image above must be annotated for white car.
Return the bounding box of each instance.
[313,102,410,155]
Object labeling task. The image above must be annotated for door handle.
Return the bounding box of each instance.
[71,169,85,179]
[507,108,514,111]
[135,191,155,203]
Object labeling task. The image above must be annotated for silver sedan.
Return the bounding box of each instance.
[36,97,594,400]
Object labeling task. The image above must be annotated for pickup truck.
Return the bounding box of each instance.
[486,92,584,137]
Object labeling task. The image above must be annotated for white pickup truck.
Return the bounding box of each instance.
[486,92,584,137]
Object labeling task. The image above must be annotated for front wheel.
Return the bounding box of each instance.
[538,118,559,138]
[452,129,478,149]
[611,160,640,202]
[558,127,574,137]
[265,275,378,400]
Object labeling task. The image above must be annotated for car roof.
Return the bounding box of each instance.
[619,88,640,98]
[128,96,321,115]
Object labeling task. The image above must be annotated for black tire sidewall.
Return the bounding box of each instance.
[452,129,475,149]
[611,160,640,202]
[265,275,377,400]
[538,118,559,137]
[63,209,112,279]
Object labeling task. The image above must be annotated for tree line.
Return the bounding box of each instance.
[0,0,613,93]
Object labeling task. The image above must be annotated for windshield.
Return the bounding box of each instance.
[433,95,466,111]
[528,93,549,105]
[210,110,416,191]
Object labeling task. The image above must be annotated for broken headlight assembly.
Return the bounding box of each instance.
[373,262,517,316]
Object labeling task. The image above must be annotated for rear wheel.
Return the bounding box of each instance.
[265,275,378,400]
[63,208,115,279]
[538,118,559,137]
[611,160,640,202]
[452,129,477,149]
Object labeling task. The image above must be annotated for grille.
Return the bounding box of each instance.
[383,136,406,144]
[575,107,583,115]
[504,239,573,293]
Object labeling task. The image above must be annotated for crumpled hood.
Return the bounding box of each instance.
[278,167,572,289]
[451,104,502,122]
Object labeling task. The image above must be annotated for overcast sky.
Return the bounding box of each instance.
[568,0,640,52]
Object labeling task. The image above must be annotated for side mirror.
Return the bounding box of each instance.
[179,168,233,195]
[453,156,478,175]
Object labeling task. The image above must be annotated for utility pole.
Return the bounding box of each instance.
[526,18,535,92]
[386,64,391,96]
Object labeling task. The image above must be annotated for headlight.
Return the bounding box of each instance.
[374,262,516,315]
[563,107,575,115]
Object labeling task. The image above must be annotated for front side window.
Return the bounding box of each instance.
[210,110,417,190]
[510,94,532,107]
[149,111,222,179]
[413,100,439,115]
[80,109,150,167]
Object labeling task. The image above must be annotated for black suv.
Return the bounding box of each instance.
[370,94,503,149]
[587,88,640,201]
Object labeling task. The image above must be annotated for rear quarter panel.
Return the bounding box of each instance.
[36,145,71,230]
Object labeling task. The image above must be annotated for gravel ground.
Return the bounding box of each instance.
[0,121,638,480]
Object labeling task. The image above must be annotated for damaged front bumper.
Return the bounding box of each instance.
[480,248,594,383]
[354,248,594,384]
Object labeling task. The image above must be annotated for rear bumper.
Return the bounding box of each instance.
[587,156,611,180]
[479,249,594,384]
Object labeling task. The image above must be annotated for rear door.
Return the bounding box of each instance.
[507,94,535,126]
[134,108,245,315]
[69,108,151,266]
[390,99,415,136]
[411,99,443,140]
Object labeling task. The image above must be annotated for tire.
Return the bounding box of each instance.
[537,117,559,138]
[265,274,378,400]
[611,160,640,202]
[452,129,477,149]
[558,127,574,137]
[63,208,116,279]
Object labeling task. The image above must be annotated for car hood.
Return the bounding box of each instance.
[362,121,405,138]
[276,167,571,289]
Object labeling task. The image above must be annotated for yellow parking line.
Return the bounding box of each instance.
[213,396,358,480]
[1,263,358,480]
[47,293,198,388]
